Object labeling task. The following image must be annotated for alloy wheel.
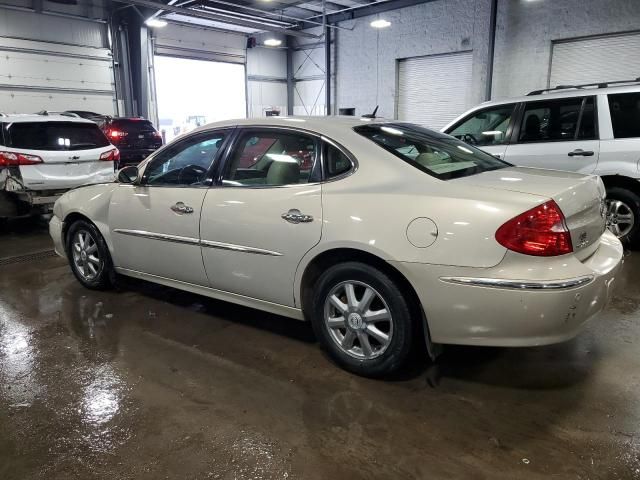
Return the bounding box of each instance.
[71,230,102,281]
[323,281,393,360]
[606,199,635,238]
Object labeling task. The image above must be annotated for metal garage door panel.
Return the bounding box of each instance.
[397,51,472,130]
[550,33,640,87]
[154,23,246,64]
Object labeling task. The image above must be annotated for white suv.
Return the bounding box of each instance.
[442,80,640,247]
[0,112,118,219]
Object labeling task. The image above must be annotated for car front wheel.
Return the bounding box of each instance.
[66,220,114,289]
[310,261,415,377]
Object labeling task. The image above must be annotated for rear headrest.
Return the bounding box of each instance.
[266,160,300,185]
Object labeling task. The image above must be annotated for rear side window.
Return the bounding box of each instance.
[518,97,596,142]
[7,121,110,151]
[447,104,515,146]
[355,123,509,181]
[608,93,640,138]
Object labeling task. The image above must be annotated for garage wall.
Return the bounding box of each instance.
[0,7,116,114]
[334,0,491,120]
[246,36,287,117]
[492,0,640,98]
[292,26,329,116]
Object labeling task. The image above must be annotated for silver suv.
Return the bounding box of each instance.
[442,79,640,247]
[0,112,118,219]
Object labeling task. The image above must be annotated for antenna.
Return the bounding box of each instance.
[362,105,379,119]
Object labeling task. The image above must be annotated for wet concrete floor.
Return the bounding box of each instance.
[1,217,640,479]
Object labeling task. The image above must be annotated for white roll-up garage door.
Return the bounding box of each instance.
[0,9,116,115]
[153,23,246,64]
[396,51,472,130]
[550,33,640,88]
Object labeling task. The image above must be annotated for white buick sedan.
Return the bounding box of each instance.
[50,116,623,376]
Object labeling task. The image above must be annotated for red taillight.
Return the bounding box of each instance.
[100,148,120,162]
[0,151,43,166]
[495,200,573,257]
[107,129,127,139]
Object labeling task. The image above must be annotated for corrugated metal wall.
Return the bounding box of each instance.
[0,8,116,114]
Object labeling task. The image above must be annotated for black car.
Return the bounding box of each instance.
[101,117,163,167]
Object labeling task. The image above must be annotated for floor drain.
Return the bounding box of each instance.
[0,250,58,266]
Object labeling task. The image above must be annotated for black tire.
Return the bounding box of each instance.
[309,261,415,377]
[606,187,640,248]
[66,219,114,290]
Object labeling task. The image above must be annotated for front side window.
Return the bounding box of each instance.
[223,130,319,186]
[7,121,110,151]
[518,97,594,143]
[144,131,227,186]
[608,92,640,139]
[354,123,509,180]
[447,104,515,146]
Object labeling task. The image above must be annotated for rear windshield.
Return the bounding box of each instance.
[111,119,157,133]
[7,121,110,151]
[354,123,509,180]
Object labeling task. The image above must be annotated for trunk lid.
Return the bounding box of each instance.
[452,166,607,260]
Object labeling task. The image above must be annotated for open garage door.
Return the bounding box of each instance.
[396,51,472,130]
[0,9,116,115]
[154,56,246,143]
[550,33,640,87]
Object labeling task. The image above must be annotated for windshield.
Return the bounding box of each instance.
[7,121,110,151]
[354,123,509,180]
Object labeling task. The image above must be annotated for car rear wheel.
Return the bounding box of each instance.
[310,262,415,377]
[605,187,640,248]
[66,220,114,289]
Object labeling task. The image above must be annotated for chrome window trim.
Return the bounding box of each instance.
[113,228,282,256]
[439,275,594,290]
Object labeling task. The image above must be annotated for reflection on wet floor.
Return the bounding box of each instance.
[1,218,640,479]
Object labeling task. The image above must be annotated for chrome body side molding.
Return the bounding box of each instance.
[439,275,595,290]
[113,228,282,256]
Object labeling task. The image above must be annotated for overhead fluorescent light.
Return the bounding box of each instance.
[370,19,391,29]
[145,18,168,28]
[263,38,282,47]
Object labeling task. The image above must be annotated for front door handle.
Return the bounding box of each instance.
[171,202,194,214]
[568,149,594,157]
[281,208,313,224]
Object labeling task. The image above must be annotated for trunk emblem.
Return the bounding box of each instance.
[577,231,589,249]
[69,155,80,160]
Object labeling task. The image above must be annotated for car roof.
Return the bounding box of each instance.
[191,115,448,140]
[0,113,96,124]
[470,83,640,109]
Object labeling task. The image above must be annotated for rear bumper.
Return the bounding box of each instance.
[118,148,159,165]
[392,230,624,347]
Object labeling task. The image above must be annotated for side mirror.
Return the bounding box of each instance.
[117,166,139,184]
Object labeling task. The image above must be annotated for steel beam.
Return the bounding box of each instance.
[111,0,319,38]
[302,0,436,26]
[485,0,497,101]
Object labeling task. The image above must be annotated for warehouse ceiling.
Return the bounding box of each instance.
[116,0,432,36]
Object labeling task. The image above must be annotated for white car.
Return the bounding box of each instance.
[0,112,118,218]
[442,80,640,246]
[49,117,623,376]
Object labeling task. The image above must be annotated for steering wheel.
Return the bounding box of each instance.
[461,133,479,145]
[177,164,208,184]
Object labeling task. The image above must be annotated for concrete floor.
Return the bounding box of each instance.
[1,217,639,479]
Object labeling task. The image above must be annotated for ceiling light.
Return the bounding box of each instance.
[370,19,391,28]
[145,18,168,28]
[264,38,282,47]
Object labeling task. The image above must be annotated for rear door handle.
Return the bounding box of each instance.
[281,208,313,224]
[568,149,594,157]
[171,202,194,214]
